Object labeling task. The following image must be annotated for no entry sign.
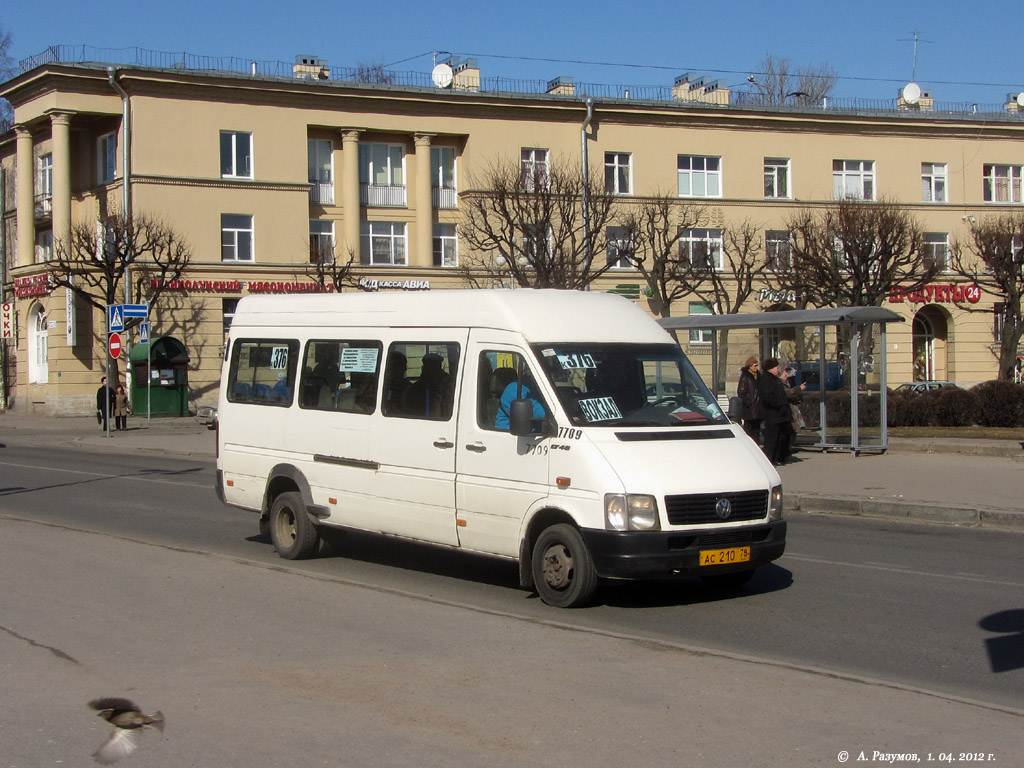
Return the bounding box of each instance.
[108,332,123,359]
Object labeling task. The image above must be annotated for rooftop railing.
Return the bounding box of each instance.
[15,45,1022,121]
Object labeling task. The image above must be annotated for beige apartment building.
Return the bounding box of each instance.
[1,49,1022,416]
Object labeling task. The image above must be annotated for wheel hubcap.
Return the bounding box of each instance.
[541,544,574,589]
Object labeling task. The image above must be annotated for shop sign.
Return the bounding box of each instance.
[14,274,51,298]
[758,288,803,304]
[1,302,14,339]
[888,283,982,304]
[358,278,430,291]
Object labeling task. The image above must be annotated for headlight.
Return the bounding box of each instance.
[605,494,661,531]
[769,485,784,521]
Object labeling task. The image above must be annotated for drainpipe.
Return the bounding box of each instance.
[0,168,6,410]
[107,68,134,399]
[581,98,594,273]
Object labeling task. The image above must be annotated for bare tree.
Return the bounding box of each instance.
[779,198,934,309]
[748,54,837,105]
[304,237,363,292]
[950,214,1024,379]
[50,210,193,376]
[0,25,15,131]
[615,194,708,319]
[459,155,616,289]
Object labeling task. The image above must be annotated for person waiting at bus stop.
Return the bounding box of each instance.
[757,357,793,466]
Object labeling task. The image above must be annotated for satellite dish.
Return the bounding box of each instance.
[902,82,922,104]
[1016,92,1024,108]
[431,63,454,89]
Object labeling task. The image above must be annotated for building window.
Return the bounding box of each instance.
[361,221,407,265]
[431,147,457,209]
[993,302,1006,343]
[764,158,790,198]
[29,304,48,384]
[677,155,721,198]
[221,214,254,262]
[923,232,949,272]
[765,230,792,271]
[604,152,632,195]
[833,159,875,200]
[433,223,458,267]
[309,220,335,264]
[308,139,334,205]
[97,133,117,184]
[222,298,240,342]
[688,302,713,345]
[679,228,724,271]
[983,164,1023,204]
[520,148,549,192]
[922,162,947,203]
[35,230,53,263]
[359,143,406,206]
[606,226,633,269]
[220,131,253,179]
[36,153,53,212]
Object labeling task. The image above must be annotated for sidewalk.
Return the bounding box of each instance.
[3,411,1023,532]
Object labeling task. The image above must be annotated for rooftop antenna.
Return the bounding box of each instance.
[898,30,933,82]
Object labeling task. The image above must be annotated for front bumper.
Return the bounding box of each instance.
[581,520,786,579]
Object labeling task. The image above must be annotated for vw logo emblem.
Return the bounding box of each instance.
[715,497,732,520]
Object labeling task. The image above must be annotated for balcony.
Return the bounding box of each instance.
[361,183,406,207]
[309,179,334,205]
[433,185,458,209]
[34,193,52,221]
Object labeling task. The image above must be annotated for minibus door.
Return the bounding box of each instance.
[455,337,551,557]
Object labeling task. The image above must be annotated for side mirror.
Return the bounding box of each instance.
[728,396,744,424]
[510,399,542,437]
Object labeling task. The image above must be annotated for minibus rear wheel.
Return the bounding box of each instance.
[269,492,320,560]
[532,524,598,608]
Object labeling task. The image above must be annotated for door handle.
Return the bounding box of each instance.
[466,443,487,453]
[433,439,454,449]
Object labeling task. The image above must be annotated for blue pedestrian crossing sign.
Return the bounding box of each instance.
[139,322,150,344]
[108,305,125,332]
[107,303,149,333]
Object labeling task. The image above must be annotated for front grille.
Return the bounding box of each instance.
[665,490,769,525]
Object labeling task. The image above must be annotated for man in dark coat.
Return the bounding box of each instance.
[757,358,793,465]
[96,376,115,431]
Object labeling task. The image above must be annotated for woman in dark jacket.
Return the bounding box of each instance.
[736,356,762,444]
[758,357,794,465]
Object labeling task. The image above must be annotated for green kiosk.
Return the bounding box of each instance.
[129,336,190,417]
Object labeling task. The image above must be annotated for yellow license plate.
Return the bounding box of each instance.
[699,547,751,566]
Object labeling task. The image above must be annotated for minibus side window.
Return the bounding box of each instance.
[299,340,382,414]
[477,351,548,432]
[227,339,299,406]
[383,341,460,421]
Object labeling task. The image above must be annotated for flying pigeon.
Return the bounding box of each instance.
[88,698,165,764]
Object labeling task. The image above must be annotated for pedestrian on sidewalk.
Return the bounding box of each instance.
[758,357,793,466]
[736,356,763,445]
[96,377,115,431]
[113,385,132,431]
[783,366,807,448]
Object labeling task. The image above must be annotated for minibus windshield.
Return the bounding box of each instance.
[533,343,728,428]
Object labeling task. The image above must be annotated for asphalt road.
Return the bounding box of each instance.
[1,442,1023,715]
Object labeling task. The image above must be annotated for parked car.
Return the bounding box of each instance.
[894,381,959,395]
[196,404,218,429]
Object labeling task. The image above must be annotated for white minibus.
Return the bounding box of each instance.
[216,289,785,607]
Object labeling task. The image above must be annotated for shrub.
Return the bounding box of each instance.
[971,380,1024,428]
[931,387,980,427]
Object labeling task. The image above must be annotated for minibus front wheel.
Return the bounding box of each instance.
[532,524,598,608]
[269,492,320,560]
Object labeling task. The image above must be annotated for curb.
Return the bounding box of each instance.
[887,440,1024,460]
[787,493,1024,532]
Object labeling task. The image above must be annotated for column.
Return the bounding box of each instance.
[15,125,35,267]
[413,133,435,268]
[339,129,362,263]
[48,111,73,250]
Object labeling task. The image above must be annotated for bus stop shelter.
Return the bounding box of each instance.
[658,307,904,454]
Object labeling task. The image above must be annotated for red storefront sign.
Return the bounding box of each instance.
[888,283,981,304]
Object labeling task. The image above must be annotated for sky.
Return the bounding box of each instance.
[3,0,1023,107]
